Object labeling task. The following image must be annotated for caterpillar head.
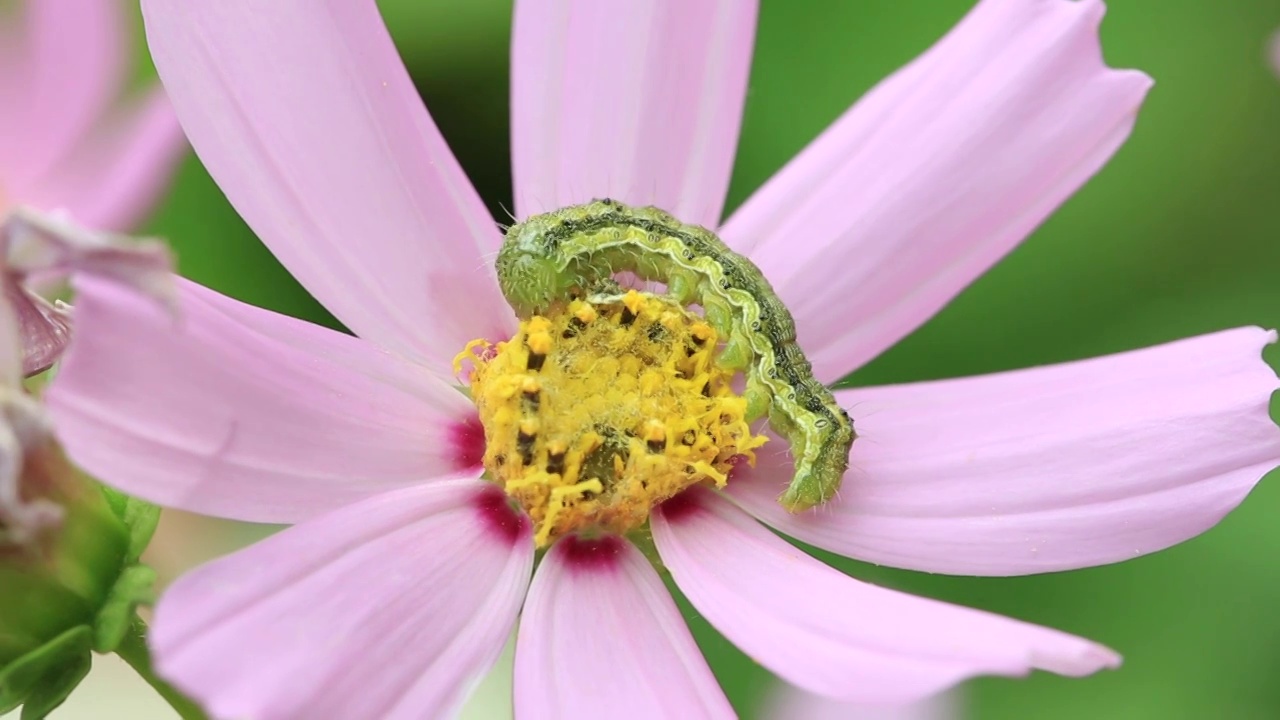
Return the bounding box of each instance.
[496,219,575,316]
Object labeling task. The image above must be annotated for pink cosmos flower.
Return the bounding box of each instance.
[42,0,1280,718]
[0,0,185,231]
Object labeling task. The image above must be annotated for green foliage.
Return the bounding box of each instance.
[0,627,92,719]
[98,487,162,566]
[0,483,160,718]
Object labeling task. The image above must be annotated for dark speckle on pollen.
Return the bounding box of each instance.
[620,306,637,326]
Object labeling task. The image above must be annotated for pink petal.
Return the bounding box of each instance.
[729,327,1280,576]
[8,286,71,377]
[1269,29,1280,79]
[0,287,24,387]
[515,535,734,719]
[141,0,515,368]
[45,276,482,524]
[24,88,187,232]
[151,478,533,720]
[510,0,757,226]
[763,683,960,720]
[2,207,175,374]
[653,489,1118,705]
[721,0,1152,382]
[0,0,126,187]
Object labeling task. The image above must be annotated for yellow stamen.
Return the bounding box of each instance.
[458,290,766,547]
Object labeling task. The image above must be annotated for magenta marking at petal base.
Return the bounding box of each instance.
[449,414,486,470]
[656,487,709,525]
[559,534,626,573]
[473,485,531,546]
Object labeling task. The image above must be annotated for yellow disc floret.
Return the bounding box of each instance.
[458,290,766,547]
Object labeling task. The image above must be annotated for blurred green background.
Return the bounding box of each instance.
[121,0,1280,718]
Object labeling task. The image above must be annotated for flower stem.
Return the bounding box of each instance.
[114,617,208,720]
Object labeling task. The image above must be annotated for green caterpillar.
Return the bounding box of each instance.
[496,198,854,511]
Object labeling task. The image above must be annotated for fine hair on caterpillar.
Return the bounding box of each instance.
[496,198,855,511]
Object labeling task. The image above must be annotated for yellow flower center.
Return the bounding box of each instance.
[457,290,766,547]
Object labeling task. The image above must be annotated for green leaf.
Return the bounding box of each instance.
[0,625,92,716]
[18,646,91,720]
[98,486,160,564]
[93,565,157,653]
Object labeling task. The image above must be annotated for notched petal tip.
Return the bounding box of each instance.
[1003,0,1155,118]
[1255,325,1279,348]
[733,327,1280,577]
[1040,642,1122,677]
[653,489,1118,705]
[727,0,1159,381]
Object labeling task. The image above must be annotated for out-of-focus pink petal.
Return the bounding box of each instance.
[0,0,126,185]
[510,0,757,227]
[721,0,1151,382]
[46,276,482,524]
[515,535,734,719]
[140,0,515,368]
[7,286,70,377]
[24,88,187,232]
[0,0,126,187]
[3,208,175,299]
[0,293,27,388]
[2,207,175,374]
[731,327,1280,576]
[152,478,533,720]
[1269,30,1280,79]
[653,489,1118,705]
[763,683,960,720]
